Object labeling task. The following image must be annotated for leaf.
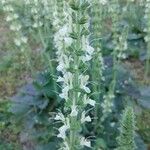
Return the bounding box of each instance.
[35,140,58,150]
[20,83,39,96]
[36,72,52,86]
[95,138,107,149]
[11,94,48,109]
[137,86,150,109]
[104,56,113,68]
[0,55,13,72]
[127,33,143,40]
[10,103,30,115]
[139,51,147,62]
[135,134,147,150]
[124,84,141,99]
[33,71,55,97]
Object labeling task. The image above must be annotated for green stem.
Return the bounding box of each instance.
[38,26,59,100]
[145,46,150,79]
[69,5,81,149]
[92,52,101,132]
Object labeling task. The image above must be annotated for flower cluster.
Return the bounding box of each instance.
[1,0,33,72]
[144,0,150,44]
[53,0,96,149]
[101,0,129,121]
[101,91,115,121]
[23,0,53,30]
[90,0,106,98]
[23,0,43,28]
[90,0,107,129]
[116,28,128,59]
[144,0,150,77]
[1,0,28,48]
[99,0,108,5]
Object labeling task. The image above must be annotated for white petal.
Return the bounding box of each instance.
[80,137,91,148]
[57,76,64,82]
[81,111,91,123]
[70,105,78,117]
[84,116,91,122]
[87,99,96,106]
[83,86,91,93]
[54,113,65,122]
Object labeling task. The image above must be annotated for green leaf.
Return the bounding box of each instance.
[35,142,57,150]
[137,86,150,109]
[135,134,147,150]
[95,138,107,149]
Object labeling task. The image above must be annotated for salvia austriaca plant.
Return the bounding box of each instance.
[144,0,150,78]
[90,0,106,130]
[116,107,136,150]
[1,0,32,72]
[101,0,129,122]
[53,0,96,149]
[51,0,136,149]
[23,0,53,40]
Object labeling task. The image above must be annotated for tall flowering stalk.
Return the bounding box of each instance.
[90,0,106,130]
[26,0,43,29]
[116,107,136,150]
[2,0,27,47]
[1,0,32,72]
[23,0,53,47]
[53,0,95,149]
[144,0,150,78]
[101,0,129,121]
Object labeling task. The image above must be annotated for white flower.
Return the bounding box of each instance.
[64,37,73,47]
[81,36,94,63]
[79,74,91,93]
[24,0,31,5]
[81,55,92,63]
[1,0,6,5]
[6,16,13,22]
[56,55,72,73]
[32,23,38,28]
[81,111,91,123]
[57,125,68,139]
[59,25,69,37]
[31,7,38,14]
[10,24,21,31]
[14,39,21,46]
[3,5,14,12]
[54,24,72,50]
[99,0,108,5]
[59,86,69,100]
[101,94,114,114]
[58,72,74,100]
[70,104,78,117]
[57,76,64,82]
[13,14,19,19]
[80,137,91,148]
[86,45,94,55]
[54,112,65,122]
[110,122,115,127]
[57,119,70,140]
[57,62,64,72]
[21,37,28,43]
[58,72,73,88]
[83,95,96,106]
